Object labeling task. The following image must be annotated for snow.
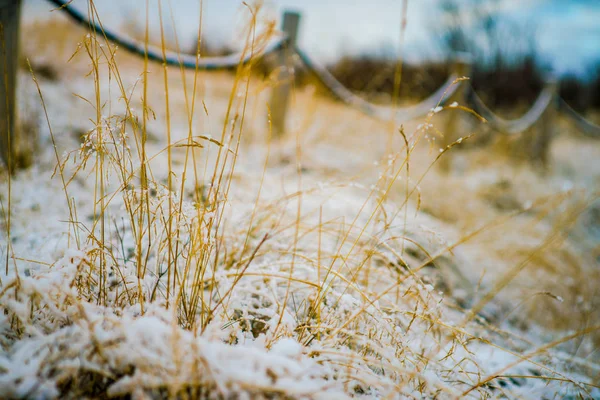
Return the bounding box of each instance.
[1,30,599,398]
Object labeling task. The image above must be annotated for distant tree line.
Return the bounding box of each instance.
[322,0,600,113]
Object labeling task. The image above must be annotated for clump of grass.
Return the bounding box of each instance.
[0,1,599,399]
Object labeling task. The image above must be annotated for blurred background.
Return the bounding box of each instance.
[26,0,600,112]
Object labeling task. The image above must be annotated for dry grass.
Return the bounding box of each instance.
[1,2,599,399]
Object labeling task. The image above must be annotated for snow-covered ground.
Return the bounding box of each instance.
[0,17,599,399]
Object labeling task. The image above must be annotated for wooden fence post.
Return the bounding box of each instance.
[269,11,300,137]
[440,52,472,171]
[0,0,21,172]
[530,76,558,170]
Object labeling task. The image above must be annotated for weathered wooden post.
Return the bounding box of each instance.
[440,52,472,171]
[269,11,300,137]
[530,76,558,170]
[0,0,21,172]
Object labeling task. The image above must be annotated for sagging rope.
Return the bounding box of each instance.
[48,0,463,124]
[48,0,286,70]
[558,98,600,139]
[466,85,556,135]
[295,46,461,123]
[50,0,600,138]
[297,44,600,140]
[468,84,600,139]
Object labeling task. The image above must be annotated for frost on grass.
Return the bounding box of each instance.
[1,148,597,399]
[1,25,598,397]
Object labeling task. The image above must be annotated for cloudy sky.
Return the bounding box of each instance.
[27,0,600,76]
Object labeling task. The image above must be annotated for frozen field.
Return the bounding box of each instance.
[0,13,599,399]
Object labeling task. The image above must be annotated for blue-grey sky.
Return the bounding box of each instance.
[26,0,600,76]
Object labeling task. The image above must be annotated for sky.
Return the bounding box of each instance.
[25,0,600,77]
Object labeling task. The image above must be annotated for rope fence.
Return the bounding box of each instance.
[1,1,599,171]
[296,46,461,123]
[466,83,557,136]
[558,98,600,139]
[47,0,287,71]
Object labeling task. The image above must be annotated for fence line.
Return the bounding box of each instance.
[294,46,599,148]
[52,0,464,124]
[296,47,461,123]
[48,0,286,71]
[1,4,599,171]
[466,83,556,136]
[558,98,600,138]
[45,0,600,138]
